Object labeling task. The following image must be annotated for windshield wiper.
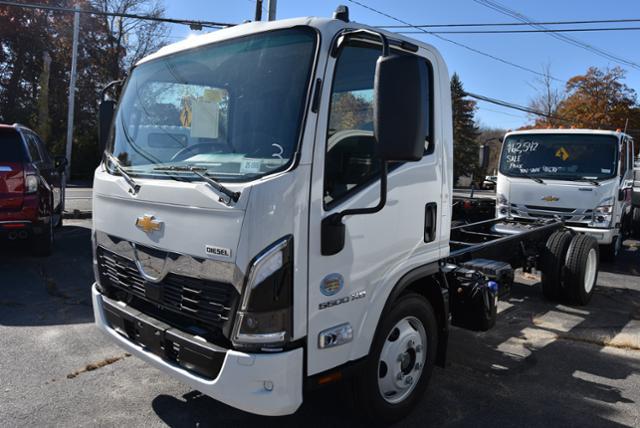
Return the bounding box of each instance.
[521,174,545,184]
[566,177,600,186]
[153,165,241,204]
[105,153,141,194]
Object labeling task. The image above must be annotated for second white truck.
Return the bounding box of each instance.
[497,128,636,261]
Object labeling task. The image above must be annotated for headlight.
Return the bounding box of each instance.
[591,203,613,227]
[232,236,293,350]
[496,193,510,217]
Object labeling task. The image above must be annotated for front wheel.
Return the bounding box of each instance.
[352,294,438,425]
[600,234,621,262]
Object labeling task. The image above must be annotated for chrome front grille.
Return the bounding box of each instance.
[511,204,593,224]
[97,247,239,328]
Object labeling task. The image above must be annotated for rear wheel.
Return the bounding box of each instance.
[563,234,599,305]
[540,230,573,301]
[352,294,437,425]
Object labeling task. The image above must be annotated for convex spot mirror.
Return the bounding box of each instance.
[374,54,428,162]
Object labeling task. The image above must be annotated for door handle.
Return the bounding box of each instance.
[424,202,437,243]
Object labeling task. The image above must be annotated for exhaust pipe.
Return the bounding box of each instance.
[7,231,17,240]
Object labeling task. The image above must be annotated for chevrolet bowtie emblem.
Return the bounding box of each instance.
[135,215,162,233]
[541,196,559,202]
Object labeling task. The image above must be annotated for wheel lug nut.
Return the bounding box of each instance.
[415,363,421,370]
[397,373,403,380]
[416,345,423,352]
[405,376,413,385]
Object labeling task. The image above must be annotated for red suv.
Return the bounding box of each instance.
[0,124,66,255]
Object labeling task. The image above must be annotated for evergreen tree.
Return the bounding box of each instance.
[451,73,480,184]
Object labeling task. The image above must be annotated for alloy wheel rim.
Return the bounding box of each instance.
[377,316,427,404]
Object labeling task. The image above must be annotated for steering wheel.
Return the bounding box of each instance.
[170,142,227,162]
[234,130,286,159]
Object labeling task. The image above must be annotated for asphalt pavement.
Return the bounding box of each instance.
[1,219,639,427]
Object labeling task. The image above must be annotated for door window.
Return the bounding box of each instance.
[33,134,52,163]
[24,132,42,163]
[323,42,432,208]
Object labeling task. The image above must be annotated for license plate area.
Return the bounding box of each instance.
[102,297,226,379]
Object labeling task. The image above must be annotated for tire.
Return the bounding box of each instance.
[600,234,621,262]
[633,208,640,238]
[32,218,54,257]
[540,230,573,301]
[563,234,599,306]
[352,294,438,425]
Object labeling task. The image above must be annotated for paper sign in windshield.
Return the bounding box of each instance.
[190,101,219,139]
[240,158,262,174]
[555,147,569,161]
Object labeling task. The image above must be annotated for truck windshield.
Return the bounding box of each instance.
[499,133,619,181]
[107,28,317,182]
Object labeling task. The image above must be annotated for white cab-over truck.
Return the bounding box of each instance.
[91,7,602,423]
[496,129,636,261]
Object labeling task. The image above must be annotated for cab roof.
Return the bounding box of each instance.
[506,128,633,140]
[137,16,441,66]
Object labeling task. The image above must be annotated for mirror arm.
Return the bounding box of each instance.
[321,161,388,256]
[339,160,388,219]
[332,28,390,57]
[100,79,123,101]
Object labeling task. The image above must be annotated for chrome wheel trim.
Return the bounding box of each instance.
[377,316,427,404]
[584,248,597,293]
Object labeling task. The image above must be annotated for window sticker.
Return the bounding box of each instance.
[555,147,569,161]
[601,168,611,174]
[240,158,262,173]
[190,101,219,138]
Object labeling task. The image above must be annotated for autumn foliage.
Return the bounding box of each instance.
[529,66,640,143]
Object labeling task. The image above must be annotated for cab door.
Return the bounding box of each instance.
[306,39,445,375]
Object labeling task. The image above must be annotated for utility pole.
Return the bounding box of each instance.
[254,0,262,21]
[267,0,277,21]
[65,4,80,179]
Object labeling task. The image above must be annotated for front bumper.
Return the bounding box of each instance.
[92,284,303,416]
[566,226,618,245]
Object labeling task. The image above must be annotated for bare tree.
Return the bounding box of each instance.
[527,63,565,127]
[91,0,169,80]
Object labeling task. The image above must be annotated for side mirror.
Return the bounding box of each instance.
[479,144,490,169]
[98,100,116,154]
[54,156,68,170]
[374,54,427,162]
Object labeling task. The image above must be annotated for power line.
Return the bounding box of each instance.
[472,0,640,70]
[398,26,640,35]
[346,0,563,82]
[476,105,529,119]
[0,0,236,29]
[466,91,629,130]
[378,18,640,28]
[466,91,558,119]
